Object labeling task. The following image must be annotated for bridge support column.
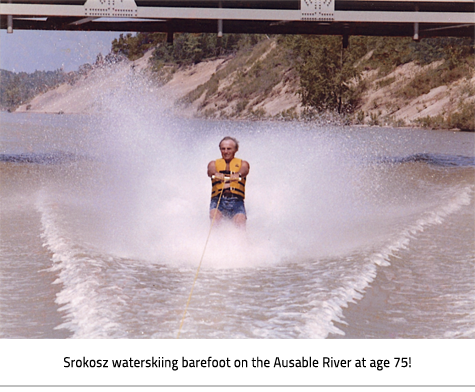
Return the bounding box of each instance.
[167,32,173,45]
[217,19,223,53]
[342,33,349,49]
[217,1,223,52]
[218,19,223,38]
[413,22,419,41]
[7,0,12,33]
[413,5,419,41]
[7,14,12,33]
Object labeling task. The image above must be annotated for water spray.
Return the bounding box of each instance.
[176,176,237,338]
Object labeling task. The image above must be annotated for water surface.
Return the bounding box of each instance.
[1,86,474,339]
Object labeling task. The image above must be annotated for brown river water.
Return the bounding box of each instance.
[1,96,474,339]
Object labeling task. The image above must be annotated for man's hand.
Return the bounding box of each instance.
[229,173,241,181]
[213,173,226,181]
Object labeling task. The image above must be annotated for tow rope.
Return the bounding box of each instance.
[176,177,227,338]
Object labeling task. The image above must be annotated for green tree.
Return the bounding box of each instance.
[411,37,474,68]
[287,35,362,113]
[0,69,68,110]
[151,33,249,66]
[112,32,166,60]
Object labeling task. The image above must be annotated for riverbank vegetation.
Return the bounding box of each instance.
[0,52,123,112]
[2,32,474,130]
[0,69,69,111]
[109,32,475,130]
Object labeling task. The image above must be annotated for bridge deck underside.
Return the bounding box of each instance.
[0,1,473,38]
[1,17,473,39]
[1,1,474,13]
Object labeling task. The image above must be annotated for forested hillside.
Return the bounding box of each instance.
[111,32,475,130]
[0,52,123,111]
[0,69,71,111]
[4,32,474,130]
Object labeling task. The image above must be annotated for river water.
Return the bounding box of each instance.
[1,84,474,339]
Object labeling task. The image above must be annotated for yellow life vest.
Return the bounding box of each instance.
[211,158,246,199]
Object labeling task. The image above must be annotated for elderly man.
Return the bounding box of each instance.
[207,136,250,228]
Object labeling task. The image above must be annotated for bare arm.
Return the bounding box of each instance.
[208,161,225,180]
[240,160,250,177]
[207,161,216,177]
[229,160,249,181]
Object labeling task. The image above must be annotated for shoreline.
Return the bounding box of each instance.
[9,43,475,132]
[2,109,470,133]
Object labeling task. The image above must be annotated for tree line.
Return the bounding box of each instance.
[0,52,124,111]
[112,33,474,115]
[0,69,72,111]
[2,32,473,122]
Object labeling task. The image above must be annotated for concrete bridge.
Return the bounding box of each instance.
[1,0,474,42]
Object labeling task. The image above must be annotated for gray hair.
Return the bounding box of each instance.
[219,136,239,151]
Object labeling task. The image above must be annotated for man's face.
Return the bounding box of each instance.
[220,140,237,161]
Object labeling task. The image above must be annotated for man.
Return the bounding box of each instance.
[207,136,250,228]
